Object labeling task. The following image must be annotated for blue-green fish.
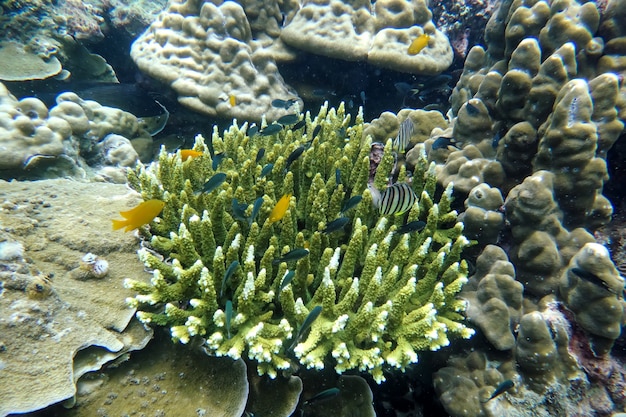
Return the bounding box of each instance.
[276,114,300,126]
[260,123,283,136]
[397,220,426,234]
[220,260,239,297]
[248,124,259,137]
[481,379,514,403]
[288,305,322,351]
[303,387,340,406]
[255,148,265,163]
[378,182,417,215]
[278,270,296,292]
[341,195,362,213]
[249,197,264,226]
[232,198,248,222]
[225,300,233,339]
[211,152,225,170]
[285,146,305,171]
[291,120,306,131]
[335,168,341,185]
[202,173,227,193]
[272,248,309,265]
[311,124,322,139]
[260,163,274,178]
[323,217,350,234]
[271,98,297,109]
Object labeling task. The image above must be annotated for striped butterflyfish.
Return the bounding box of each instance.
[377,182,417,215]
[393,118,414,152]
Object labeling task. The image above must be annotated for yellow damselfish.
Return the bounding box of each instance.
[112,199,165,232]
[269,194,292,223]
[180,149,203,161]
[408,33,430,55]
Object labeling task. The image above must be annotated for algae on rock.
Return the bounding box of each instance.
[125,103,474,383]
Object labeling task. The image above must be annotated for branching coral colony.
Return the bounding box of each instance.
[125,103,473,383]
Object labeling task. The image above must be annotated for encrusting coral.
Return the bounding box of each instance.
[124,103,474,383]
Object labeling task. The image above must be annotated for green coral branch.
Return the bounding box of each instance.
[125,103,473,382]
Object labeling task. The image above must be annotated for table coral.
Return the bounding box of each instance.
[130,0,300,121]
[124,103,474,383]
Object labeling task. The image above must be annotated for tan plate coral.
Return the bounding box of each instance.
[124,103,474,383]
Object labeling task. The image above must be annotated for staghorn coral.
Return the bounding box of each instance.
[124,103,474,383]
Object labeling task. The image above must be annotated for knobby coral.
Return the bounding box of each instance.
[124,103,473,383]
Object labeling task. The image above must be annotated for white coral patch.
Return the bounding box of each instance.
[332,314,349,333]
[245,244,255,263]
[242,272,255,300]
[329,247,341,270]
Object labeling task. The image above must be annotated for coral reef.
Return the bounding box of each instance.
[130,0,300,121]
[125,103,474,383]
[0,179,153,417]
[281,0,453,75]
[0,82,152,181]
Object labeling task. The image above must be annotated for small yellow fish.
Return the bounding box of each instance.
[112,199,165,232]
[269,194,292,223]
[180,149,203,161]
[408,33,430,55]
[229,94,237,107]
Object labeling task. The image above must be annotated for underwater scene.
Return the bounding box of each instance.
[0,0,625,416]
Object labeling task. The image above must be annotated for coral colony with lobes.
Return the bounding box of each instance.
[0,0,625,417]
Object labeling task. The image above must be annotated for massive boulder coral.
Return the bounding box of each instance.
[124,103,474,383]
[559,243,626,355]
[0,82,152,181]
[130,0,300,121]
[281,0,453,75]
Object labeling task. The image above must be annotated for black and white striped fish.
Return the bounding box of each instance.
[393,118,414,152]
[375,182,417,215]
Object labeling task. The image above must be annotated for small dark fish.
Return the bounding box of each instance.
[394,82,419,96]
[255,148,265,163]
[571,267,617,295]
[341,195,362,213]
[288,305,322,351]
[481,379,514,403]
[260,123,283,136]
[248,124,259,137]
[271,98,297,109]
[378,182,417,215]
[311,125,322,139]
[431,136,456,150]
[285,146,305,171]
[203,173,227,193]
[492,131,503,149]
[225,299,233,339]
[232,198,248,222]
[323,217,350,234]
[272,248,309,265]
[249,197,264,226]
[397,220,426,234]
[335,168,341,185]
[393,118,414,152]
[278,270,296,292]
[212,152,226,170]
[312,88,337,97]
[276,114,300,126]
[260,163,274,178]
[303,387,340,406]
[291,120,306,131]
[221,260,240,297]
[465,100,480,116]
